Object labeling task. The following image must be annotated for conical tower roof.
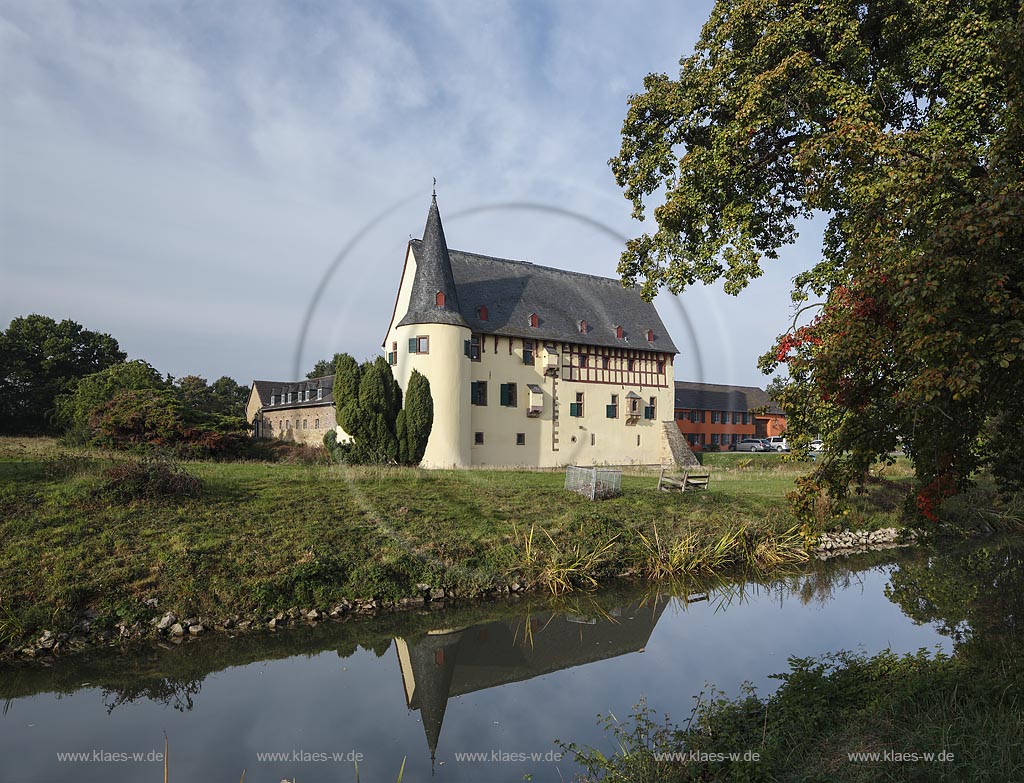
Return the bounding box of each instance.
[397,195,468,328]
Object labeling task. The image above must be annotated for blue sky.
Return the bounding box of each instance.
[0,0,821,386]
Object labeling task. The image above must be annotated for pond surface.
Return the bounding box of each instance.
[1,542,1006,783]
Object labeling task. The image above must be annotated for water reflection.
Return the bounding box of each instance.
[396,595,670,759]
[2,543,1000,782]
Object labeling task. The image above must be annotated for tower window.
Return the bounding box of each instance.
[516,433,525,446]
[475,431,484,445]
[435,291,446,307]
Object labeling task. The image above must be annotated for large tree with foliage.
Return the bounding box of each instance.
[611,0,1023,518]
[55,359,167,441]
[0,315,126,433]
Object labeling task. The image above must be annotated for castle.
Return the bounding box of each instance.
[250,196,692,468]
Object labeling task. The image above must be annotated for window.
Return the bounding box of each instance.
[580,354,588,368]
[471,381,488,406]
[701,433,706,446]
[474,431,484,445]
[657,359,665,373]
[742,412,750,425]
[647,329,654,342]
[270,394,276,405]
[712,411,720,423]
[579,319,588,333]
[602,355,610,369]
[469,335,481,361]
[676,409,684,420]
[315,419,320,429]
[318,387,323,400]
[644,396,656,420]
[477,305,488,321]
[569,392,584,417]
[627,358,635,371]
[615,325,623,339]
[306,390,311,401]
[388,341,398,365]
[523,340,535,365]
[286,420,291,429]
[303,419,307,429]
[591,433,596,446]
[711,433,720,445]
[516,433,525,446]
[722,411,729,424]
[409,336,429,354]
[607,394,618,418]
[435,291,446,307]
[529,312,539,328]
[732,433,740,444]
[499,383,518,407]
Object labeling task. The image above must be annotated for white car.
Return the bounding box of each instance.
[765,436,790,452]
[809,439,824,452]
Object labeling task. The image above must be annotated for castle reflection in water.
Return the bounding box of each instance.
[393,595,675,759]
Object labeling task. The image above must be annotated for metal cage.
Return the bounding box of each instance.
[564,465,622,500]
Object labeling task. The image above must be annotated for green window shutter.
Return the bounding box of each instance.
[408,338,418,353]
[606,404,616,418]
[464,340,471,357]
[569,403,581,417]
[644,406,655,420]
[500,384,510,406]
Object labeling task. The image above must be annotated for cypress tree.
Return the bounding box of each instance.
[403,369,433,465]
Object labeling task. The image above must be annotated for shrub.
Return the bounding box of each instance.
[101,457,202,501]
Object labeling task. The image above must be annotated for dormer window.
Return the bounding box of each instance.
[270,394,276,405]
[647,329,654,342]
[579,319,587,334]
[317,387,323,401]
[477,305,488,321]
[529,313,539,328]
[615,325,624,339]
[436,291,446,307]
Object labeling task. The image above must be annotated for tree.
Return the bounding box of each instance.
[176,375,212,412]
[355,357,402,463]
[0,315,125,433]
[55,360,167,440]
[334,354,364,442]
[611,0,1024,514]
[208,376,247,416]
[307,354,350,379]
[402,369,433,465]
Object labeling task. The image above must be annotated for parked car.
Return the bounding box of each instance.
[765,436,790,452]
[809,439,824,452]
[731,438,768,452]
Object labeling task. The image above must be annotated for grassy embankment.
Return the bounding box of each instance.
[0,437,913,656]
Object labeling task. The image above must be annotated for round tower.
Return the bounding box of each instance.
[391,195,472,467]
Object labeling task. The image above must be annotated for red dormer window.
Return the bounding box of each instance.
[615,325,624,339]
[647,329,654,342]
[579,319,587,334]
[477,305,488,321]
[529,313,539,328]
[435,291,446,307]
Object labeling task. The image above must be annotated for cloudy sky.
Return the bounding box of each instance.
[1,0,821,387]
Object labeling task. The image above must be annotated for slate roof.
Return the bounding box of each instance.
[395,198,677,353]
[252,375,335,411]
[674,381,785,415]
[396,196,467,328]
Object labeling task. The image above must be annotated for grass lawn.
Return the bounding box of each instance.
[0,437,914,657]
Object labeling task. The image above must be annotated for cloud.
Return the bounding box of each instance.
[0,0,808,387]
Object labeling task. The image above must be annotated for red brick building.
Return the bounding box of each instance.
[674,381,786,451]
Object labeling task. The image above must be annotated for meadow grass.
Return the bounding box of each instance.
[0,437,911,655]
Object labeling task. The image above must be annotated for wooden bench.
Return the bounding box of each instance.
[657,467,711,493]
